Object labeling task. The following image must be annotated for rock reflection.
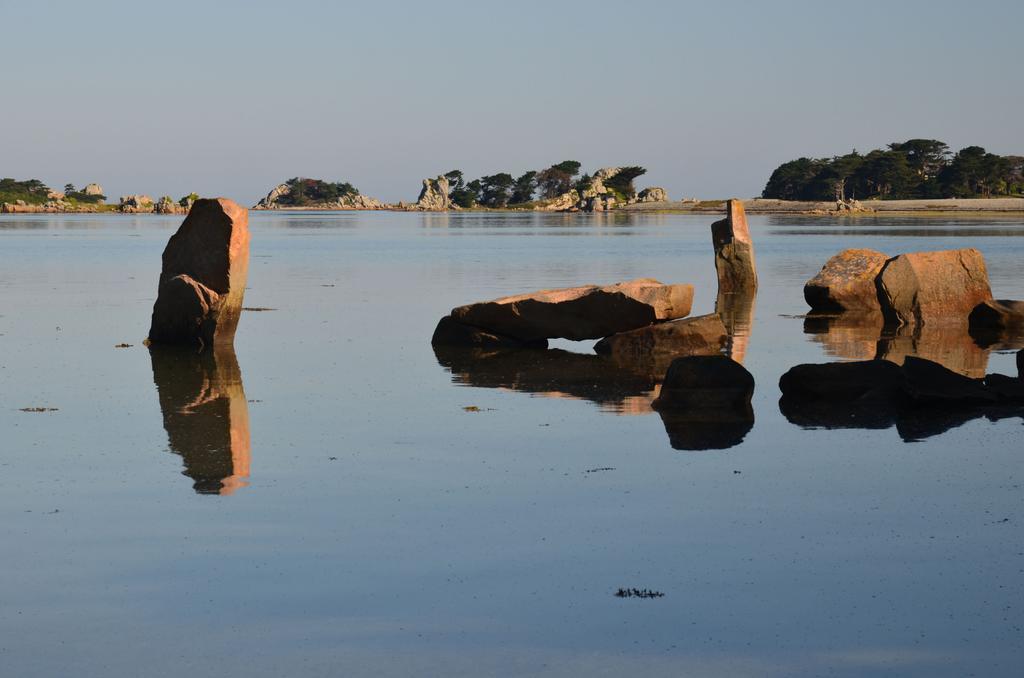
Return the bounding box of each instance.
[715,292,756,364]
[150,346,251,495]
[804,313,993,377]
[434,346,658,414]
[779,395,1022,442]
[434,344,756,450]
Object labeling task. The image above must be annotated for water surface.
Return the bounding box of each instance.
[1,211,1021,677]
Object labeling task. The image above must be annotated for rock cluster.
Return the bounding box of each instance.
[414,175,452,210]
[535,168,665,212]
[711,199,758,293]
[804,247,1013,339]
[155,196,187,215]
[147,198,250,348]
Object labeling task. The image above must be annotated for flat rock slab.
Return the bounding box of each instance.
[877,248,992,327]
[431,315,547,349]
[969,299,1024,330]
[779,359,906,401]
[449,278,693,341]
[804,248,889,313]
[593,313,726,374]
[148,198,250,347]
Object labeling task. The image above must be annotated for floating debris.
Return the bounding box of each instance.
[19,407,58,413]
[615,588,665,599]
[584,467,616,473]
[242,307,276,312]
[463,406,481,412]
[114,343,133,348]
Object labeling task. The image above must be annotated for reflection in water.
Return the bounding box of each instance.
[435,345,755,450]
[780,395,1023,442]
[150,346,251,495]
[434,346,658,414]
[803,313,1005,377]
[657,404,754,451]
[715,292,755,364]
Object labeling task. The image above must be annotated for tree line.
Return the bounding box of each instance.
[762,140,1024,201]
[278,177,359,206]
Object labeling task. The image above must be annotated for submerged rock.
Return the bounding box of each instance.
[449,278,693,342]
[969,299,1024,331]
[148,198,250,348]
[804,248,889,313]
[652,355,754,411]
[711,199,757,293]
[594,313,726,374]
[877,248,992,327]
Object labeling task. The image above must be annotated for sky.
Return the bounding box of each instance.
[1,0,1022,205]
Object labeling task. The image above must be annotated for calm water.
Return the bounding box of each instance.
[1,211,1022,677]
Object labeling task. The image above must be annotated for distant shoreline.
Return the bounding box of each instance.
[4,197,1024,216]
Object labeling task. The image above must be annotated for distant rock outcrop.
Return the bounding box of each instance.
[148,198,250,348]
[83,183,104,196]
[120,195,155,213]
[253,181,386,210]
[637,187,668,203]
[415,175,452,210]
[155,196,187,215]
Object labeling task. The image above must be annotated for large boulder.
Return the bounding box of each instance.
[535,190,580,212]
[804,248,889,313]
[148,198,250,348]
[415,175,451,210]
[449,278,694,342]
[255,182,290,209]
[83,183,104,196]
[652,355,754,411]
[593,313,726,374]
[711,199,757,293]
[877,248,992,327]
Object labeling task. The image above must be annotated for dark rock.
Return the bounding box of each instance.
[711,199,757,293]
[593,313,726,374]
[969,299,1024,336]
[901,356,996,404]
[148,198,250,347]
[652,355,754,411]
[984,373,1024,402]
[431,315,547,349]
[804,248,889,313]
[778,360,905,401]
[449,278,693,341]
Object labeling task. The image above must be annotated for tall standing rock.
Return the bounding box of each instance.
[148,198,250,348]
[711,199,757,293]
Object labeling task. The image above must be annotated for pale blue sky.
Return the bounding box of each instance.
[2,0,1021,204]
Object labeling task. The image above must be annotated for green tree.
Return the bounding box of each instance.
[537,160,582,198]
[509,171,538,204]
[603,166,647,199]
[479,173,514,207]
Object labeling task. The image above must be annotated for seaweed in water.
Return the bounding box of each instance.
[615,588,665,599]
